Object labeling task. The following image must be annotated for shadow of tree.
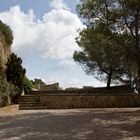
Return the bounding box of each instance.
[0,109,140,140]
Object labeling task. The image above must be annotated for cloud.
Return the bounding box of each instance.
[29,74,105,89]
[42,76,89,89]
[0,1,105,89]
[76,0,80,3]
[30,75,81,88]
[0,4,84,59]
[50,0,69,10]
[57,59,76,69]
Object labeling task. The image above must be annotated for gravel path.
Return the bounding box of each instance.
[0,106,140,140]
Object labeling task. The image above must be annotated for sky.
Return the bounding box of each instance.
[0,0,105,89]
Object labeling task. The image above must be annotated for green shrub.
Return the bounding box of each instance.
[0,76,17,107]
[24,77,33,94]
[0,20,13,46]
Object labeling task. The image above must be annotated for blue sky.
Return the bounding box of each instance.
[0,0,105,88]
[0,0,78,18]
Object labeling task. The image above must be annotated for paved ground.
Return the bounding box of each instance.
[0,106,140,140]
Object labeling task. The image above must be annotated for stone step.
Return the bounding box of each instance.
[19,101,43,104]
[19,106,47,110]
[19,97,40,100]
[20,98,40,100]
[19,95,44,110]
[19,100,40,102]
[20,96,39,98]
[19,102,41,105]
[20,96,40,99]
[19,105,42,107]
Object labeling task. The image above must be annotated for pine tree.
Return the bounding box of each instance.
[6,53,26,102]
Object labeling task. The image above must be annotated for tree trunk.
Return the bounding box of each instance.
[7,94,11,105]
[107,70,113,89]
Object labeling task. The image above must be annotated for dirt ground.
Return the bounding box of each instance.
[0,105,140,140]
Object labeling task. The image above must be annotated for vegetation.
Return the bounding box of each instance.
[31,78,46,86]
[0,75,17,107]
[23,77,33,94]
[6,53,26,103]
[74,27,125,88]
[74,0,140,89]
[0,20,13,46]
[0,20,27,107]
[0,20,17,106]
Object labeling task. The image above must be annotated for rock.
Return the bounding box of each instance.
[0,31,11,70]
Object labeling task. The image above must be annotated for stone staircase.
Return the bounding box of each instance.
[19,95,45,110]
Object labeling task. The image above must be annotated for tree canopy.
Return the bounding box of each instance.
[6,53,26,102]
[74,27,125,88]
[74,0,140,88]
[32,78,46,86]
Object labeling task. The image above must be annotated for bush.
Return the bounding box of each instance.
[0,76,17,107]
[24,77,33,94]
[0,20,13,46]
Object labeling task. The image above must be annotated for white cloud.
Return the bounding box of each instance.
[0,1,105,89]
[43,76,86,88]
[50,0,69,10]
[0,4,84,59]
[76,0,80,3]
[57,59,76,69]
[30,75,105,89]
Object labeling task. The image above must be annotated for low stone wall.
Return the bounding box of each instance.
[40,94,140,109]
[30,88,133,95]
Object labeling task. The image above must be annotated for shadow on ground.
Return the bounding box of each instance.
[0,109,140,140]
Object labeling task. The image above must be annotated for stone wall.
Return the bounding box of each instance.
[30,88,133,95]
[40,83,60,91]
[33,83,60,91]
[39,94,140,109]
[30,86,138,109]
